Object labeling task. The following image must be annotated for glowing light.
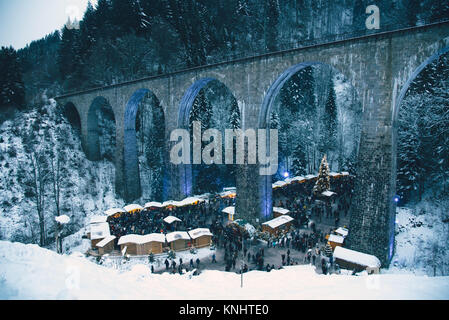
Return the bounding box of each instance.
[283,172,289,178]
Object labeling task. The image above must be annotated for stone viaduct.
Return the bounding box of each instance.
[55,21,449,265]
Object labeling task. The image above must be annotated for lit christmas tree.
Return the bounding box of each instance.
[313,154,330,196]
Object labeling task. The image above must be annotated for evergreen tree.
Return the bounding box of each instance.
[292,143,307,176]
[0,47,25,109]
[313,154,331,196]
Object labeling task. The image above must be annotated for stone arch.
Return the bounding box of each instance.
[177,77,240,198]
[391,42,449,199]
[86,96,116,161]
[123,88,166,202]
[258,61,361,219]
[62,102,81,132]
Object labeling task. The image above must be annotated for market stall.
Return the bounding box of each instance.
[262,215,294,236]
[188,228,213,248]
[166,231,191,252]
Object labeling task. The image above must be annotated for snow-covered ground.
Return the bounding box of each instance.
[1,240,448,300]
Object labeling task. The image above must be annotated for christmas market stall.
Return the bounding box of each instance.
[96,235,116,255]
[144,202,163,210]
[273,207,290,218]
[262,215,294,236]
[335,227,349,238]
[333,246,381,274]
[118,234,166,256]
[124,204,144,214]
[188,228,213,248]
[105,208,126,220]
[327,234,345,250]
[90,222,111,249]
[222,206,235,222]
[166,231,191,252]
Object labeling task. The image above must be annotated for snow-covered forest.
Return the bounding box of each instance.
[0,0,449,282]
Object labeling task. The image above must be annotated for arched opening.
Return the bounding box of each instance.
[123,89,165,202]
[62,102,81,133]
[259,62,362,226]
[86,96,116,161]
[178,78,241,197]
[393,47,449,275]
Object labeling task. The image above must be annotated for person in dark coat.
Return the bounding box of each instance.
[165,259,169,270]
[196,258,200,268]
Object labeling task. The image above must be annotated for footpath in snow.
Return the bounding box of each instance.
[1,241,449,300]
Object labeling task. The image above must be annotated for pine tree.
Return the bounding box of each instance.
[292,143,307,176]
[0,46,25,109]
[313,154,330,196]
[319,78,338,155]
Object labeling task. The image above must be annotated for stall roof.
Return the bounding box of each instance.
[179,197,205,206]
[273,207,290,215]
[166,231,191,243]
[144,202,163,208]
[96,235,116,248]
[164,216,182,224]
[124,204,144,212]
[333,246,381,268]
[291,176,306,182]
[262,215,294,229]
[162,200,182,207]
[220,190,236,198]
[305,174,317,180]
[222,206,235,215]
[90,215,107,224]
[335,227,349,237]
[105,208,126,216]
[341,172,350,176]
[188,228,213,240]
[118,233,166,245]
[90,222,111,240]
[328,234,345,244]
[322,190,337,197]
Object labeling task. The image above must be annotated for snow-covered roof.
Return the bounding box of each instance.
[273,207,290,215]
[144,202,163,208]
[90,215,107,224]
[162,200,182,207]
[104,208,126,216]
[335,227,349,237]
[272,181,288,188]
[223,187,236,192]
[305,174,317,180]
[55,215,70,224]
[124,204,144,212]
[329,172,340,177]
[118,234,166,245]
[163,216,182,224]
[188,228,213,240]
[262,215,294,229]
[322,190,337,197]
[90,222,111,240]
[220,190,236,198]
[291,176,306,182]
[166,231,191,243]
[222,206,235,215]
[179,197,205,206]
[341,172,350,176]
[328,234,345,244]
[333,246,381,268]
[96,235,116,248]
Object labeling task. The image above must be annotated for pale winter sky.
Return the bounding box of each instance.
[0,0,97,50]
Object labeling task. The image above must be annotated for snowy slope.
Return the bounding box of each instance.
[1,241,448,300]
[0,101,124,244]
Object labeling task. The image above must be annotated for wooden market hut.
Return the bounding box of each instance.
[144,202,163,210]
[124,204,144,214]
[262,215,294,236]
[334,227,349,238]
[327,234,345,250]
[105,208,126,221]
[333,246,381,274]
[166,231,191,252]
[90,222,111,248]
[222,206,235,222]
[188,228,213,248]
[96,235,116,255]
[117,234,166,256]
[273,207,290,218]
